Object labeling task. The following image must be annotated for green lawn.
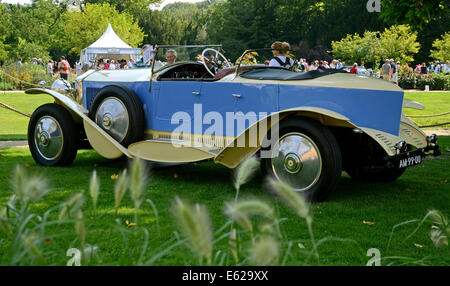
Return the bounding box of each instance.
[403,92,449,129]
[0,92,53,140]
[0,90,449,266]
[0,140,449,266]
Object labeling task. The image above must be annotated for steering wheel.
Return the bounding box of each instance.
[201,48,231,77]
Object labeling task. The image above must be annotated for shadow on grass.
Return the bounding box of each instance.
[0,134,27,141]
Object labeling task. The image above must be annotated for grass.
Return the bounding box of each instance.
[0,92,53,140]
[403,91,449,128]
[0,90,449,265]
[0,138,448,265]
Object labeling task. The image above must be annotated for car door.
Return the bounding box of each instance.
[200,81,241,138]
[154,80,202,133]
[233,81,279,134]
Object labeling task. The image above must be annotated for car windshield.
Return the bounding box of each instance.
[152,45,229,73]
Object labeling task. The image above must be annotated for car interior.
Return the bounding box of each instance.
[157,62,348,82]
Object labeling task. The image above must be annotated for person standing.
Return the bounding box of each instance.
[434,61,441,74]
[350,63,358,74]
[381,59,391,80]
[109,60,116,70]
[47,60,53,75]
[390,59,398,85]
[443,60,450,73]
[420,63,428,74]
[58,56,70,80]
[309,60,319,71]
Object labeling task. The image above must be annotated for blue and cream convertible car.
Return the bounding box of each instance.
[26,45,440,201]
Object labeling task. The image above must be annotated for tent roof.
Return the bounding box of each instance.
[88,24,134,49]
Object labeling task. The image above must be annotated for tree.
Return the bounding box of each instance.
[430,32,450,61]
[331,33,365,64]
[83,0,161,13]
[7,37,50,63]
[64,3,145,54]
[379,0,449,30]
[331,25,420,67]
[379,25,420,63]
[0,3,11,64]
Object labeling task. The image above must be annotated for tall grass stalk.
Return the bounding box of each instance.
[172,197,213,265]
[248,236,279,266]
[89,170,100,216]
[114,169,128,215]
[75,210,86,250]
[59,192,85,220]
[129,159,148,225]
[225,199,280,241]
[269,179,318,259]
[233,157,260,202]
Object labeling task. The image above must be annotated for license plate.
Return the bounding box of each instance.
[398,155,422,168]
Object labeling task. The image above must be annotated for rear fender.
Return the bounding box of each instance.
[214,106,357,168]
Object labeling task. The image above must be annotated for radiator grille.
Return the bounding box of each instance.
[85,88,101,109]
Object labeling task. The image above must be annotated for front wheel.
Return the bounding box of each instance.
[28,103,78,166]
[88,85,144,147]
[263,117,342,202]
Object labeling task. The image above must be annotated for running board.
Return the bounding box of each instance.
[128,139,216,163]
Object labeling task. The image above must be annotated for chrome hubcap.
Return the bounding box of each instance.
[271,132,322,192]
[34,116,63,160]
[95,97,129,142]
[284,153,302,174]
[102,113,113,129]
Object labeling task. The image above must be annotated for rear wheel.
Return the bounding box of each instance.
[28,103,78,166]
[263,117,342,202]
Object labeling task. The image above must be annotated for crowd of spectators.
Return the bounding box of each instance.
[413,61,449,75]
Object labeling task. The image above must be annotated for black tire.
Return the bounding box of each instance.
[262,117,342,202]
[88,85,144,147]
[345,166,406,182]
[28,103,78,166]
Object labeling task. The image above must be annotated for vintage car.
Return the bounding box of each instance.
[25,45,440,202]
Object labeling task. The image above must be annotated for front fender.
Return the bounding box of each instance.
[25,88,132,159]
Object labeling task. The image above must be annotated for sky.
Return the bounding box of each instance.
[1,0,205,9]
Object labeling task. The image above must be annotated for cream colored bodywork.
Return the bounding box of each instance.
[128,140,215,162]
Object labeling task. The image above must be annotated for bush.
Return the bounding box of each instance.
[432,73,450,90]
[398,71,450,91]
[1,63,54,90]
[398,77,416,89]
[0,81,15,90]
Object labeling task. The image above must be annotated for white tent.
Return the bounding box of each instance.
[79,24,141,67]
